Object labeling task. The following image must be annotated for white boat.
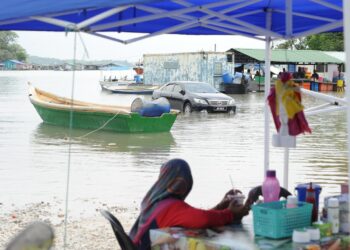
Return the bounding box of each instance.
[99,80,159,95]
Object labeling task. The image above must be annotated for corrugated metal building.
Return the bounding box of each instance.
[3,59,26,70]
[143,51,234,87]
[228,48,344,82]
[229,48,343,65]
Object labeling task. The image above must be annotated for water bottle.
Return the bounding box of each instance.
[286,195,298,208]
[262,170,280,202]
[327,198,339,234]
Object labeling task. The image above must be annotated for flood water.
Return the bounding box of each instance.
[0,71,348,217]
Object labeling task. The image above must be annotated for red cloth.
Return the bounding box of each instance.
[267,86,311,136]
[156,200,234,228]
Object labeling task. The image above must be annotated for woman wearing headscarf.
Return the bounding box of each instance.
[129,158,250,249]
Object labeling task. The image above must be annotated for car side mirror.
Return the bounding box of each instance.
[180,90,186,95]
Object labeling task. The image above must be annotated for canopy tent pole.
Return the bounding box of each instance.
[282,0,293,190]
[301,88,347,105]
[264,9,272,175]
[343,0,350,215]
[306,106,347,116]
[76,6,130,30]
[284,148,289,189]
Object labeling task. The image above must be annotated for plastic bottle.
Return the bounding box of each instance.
[286,195,298,208]
[328,198,339,234]
[292,228,311,250]
[305,183,318,222]
[262,170,280,202]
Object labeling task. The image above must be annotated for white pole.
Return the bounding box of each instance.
[300,88,347,105]
[283,0,293,190]
[264,9,272,175]
[76,6,130,29]
[284,148,289,189]
[343,0,350,217]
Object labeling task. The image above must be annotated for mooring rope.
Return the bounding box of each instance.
[76,112,121,139]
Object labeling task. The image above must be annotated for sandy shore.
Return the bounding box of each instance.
[0,202,139,249]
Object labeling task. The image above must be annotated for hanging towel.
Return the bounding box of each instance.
[268,73,311,136]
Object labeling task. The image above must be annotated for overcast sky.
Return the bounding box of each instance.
[17,31,266,62]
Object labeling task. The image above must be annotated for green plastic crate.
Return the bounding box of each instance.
[252,200,312,239]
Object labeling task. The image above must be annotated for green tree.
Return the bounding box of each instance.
[0,31,28,61]
[305,32,343,51]
[274,32,344,51]
[274,38,307,50]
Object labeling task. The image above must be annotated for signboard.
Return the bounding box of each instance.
[164,61,179,69]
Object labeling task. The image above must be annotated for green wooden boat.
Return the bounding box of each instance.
[28,84,179,133]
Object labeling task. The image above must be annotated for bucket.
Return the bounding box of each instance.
[295,183,322,210]
[131,97,170,117]
[311,81,319,91]
[222,73,233,84]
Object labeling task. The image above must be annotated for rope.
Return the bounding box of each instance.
[76,112,121,139]
[78,32,90,60]
[63,31,78,249]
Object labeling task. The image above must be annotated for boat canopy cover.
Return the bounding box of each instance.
[0,0,343,40]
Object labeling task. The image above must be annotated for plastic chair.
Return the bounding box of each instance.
[337,80,344,92]
[101,210,137,250]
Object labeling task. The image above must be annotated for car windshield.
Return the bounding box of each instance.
[184,82,218,93]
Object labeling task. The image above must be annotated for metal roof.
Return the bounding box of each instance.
[3,59,26,65]
[230,48,343,64]
[324,51,345,62]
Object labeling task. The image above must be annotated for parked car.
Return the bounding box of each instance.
[152,81,236,113]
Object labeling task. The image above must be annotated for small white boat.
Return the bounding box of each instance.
[99,80,159,95]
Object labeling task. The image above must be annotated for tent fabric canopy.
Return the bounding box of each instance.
[0,0,343,42]
[231,48,344,64]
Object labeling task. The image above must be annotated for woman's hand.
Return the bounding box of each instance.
[245,186,262,207]
[213,189,242,210]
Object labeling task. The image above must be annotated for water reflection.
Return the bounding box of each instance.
[32,123,176,153]
[0,71,348,213]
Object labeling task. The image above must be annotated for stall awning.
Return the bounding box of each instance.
[230,48,344,64]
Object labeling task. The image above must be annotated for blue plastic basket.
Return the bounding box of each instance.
[252,200,312,239]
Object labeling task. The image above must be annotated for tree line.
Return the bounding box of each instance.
[273,32,344,51]
[0,31,27,62]
[0,31,344,63]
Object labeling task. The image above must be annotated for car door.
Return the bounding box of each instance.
[171,84,185,110]
[160,83,175,106]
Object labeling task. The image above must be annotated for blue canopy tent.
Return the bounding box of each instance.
[1,0,348,245]
[1,0,348,180]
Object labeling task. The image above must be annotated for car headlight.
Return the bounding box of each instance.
[228,99,235,105]
[193,98,208,105]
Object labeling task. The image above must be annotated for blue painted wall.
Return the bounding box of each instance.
[3,60,17,70]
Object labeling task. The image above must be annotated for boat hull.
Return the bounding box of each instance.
[31,101,177,133]
[108,89,154,94]
[100,81,158,95]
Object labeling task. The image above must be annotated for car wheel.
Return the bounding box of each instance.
[183,102,192,113]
